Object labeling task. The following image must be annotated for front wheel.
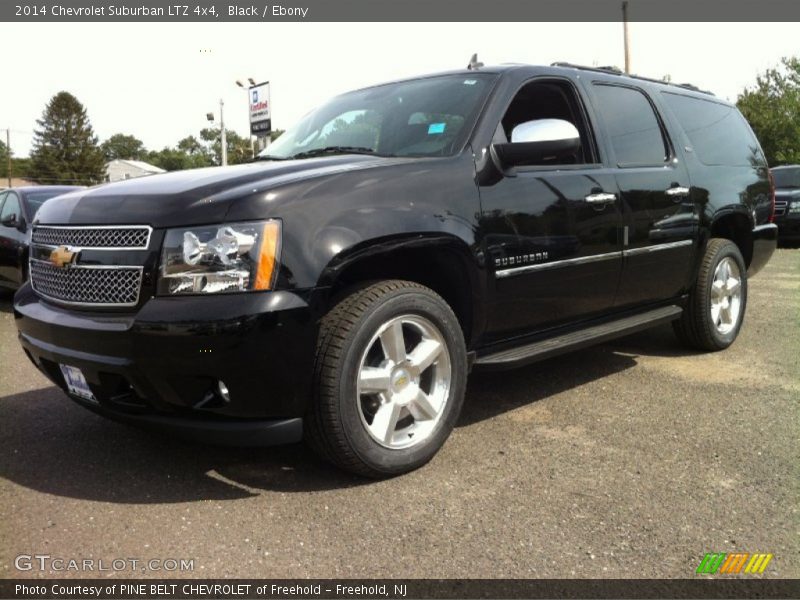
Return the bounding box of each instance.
[305,280,467,478]
[674,238,748,351]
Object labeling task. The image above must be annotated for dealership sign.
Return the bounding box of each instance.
[249,81,271,136]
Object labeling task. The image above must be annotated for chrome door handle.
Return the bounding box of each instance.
[584,192,617,204]
[665,186,690,197]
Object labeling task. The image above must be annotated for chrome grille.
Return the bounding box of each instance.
[32,225,151,249]
[30,260,143,306]
[774,200,787,217]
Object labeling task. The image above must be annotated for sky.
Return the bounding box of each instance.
[2,22,797,157]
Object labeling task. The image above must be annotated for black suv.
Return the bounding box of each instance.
[14,64,777,477]
[771,165,800,242]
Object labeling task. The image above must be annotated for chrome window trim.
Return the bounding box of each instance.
[31,225,153,251]
[29,258,144,308]
[495,240,694,279]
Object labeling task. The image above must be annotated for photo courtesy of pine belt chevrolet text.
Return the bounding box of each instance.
[11,62,778,477]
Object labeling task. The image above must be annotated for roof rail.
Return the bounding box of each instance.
[550,62,715,96]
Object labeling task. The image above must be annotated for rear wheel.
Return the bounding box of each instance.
[306,280,467,477]
[673,238,747,351]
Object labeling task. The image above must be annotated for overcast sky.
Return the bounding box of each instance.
[2,22,797,157]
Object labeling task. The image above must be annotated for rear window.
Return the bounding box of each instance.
[661,92,763,167]
[772,167,800,189]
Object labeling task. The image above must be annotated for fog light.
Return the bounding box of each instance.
[217,380,231,403]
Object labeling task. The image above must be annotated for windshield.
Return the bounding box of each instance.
[24,191,72,217]
[259,73,496,160]
[772,167,800,189]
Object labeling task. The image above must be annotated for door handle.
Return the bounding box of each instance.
[584,192,617,205]
[665,186,690,198]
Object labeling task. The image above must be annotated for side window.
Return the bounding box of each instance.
[0,193,20,222]
[499,79,597,165]
[592,84,669,167]
[660,92,763,167]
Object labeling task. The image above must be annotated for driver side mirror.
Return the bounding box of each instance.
[1,213,19,228]
[492,118,581,168]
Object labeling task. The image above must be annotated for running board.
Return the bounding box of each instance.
[475,305,683,370]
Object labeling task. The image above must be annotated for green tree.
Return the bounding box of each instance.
[30,92,106,185]
[269,129,285,142]
[200,127,253,165]
[0,139,8,179]
[101,133,147,160]
[737,57,800,166]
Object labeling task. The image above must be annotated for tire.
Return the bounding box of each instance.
[673,238,747,351]
[306,280,468,478]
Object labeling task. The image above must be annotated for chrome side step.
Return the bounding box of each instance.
[475,305,683,370]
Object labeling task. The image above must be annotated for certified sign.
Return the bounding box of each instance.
[249,81,271,136]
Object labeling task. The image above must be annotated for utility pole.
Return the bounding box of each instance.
[219,99,227,167]
[622,1,631,74]
[5,128,11,188]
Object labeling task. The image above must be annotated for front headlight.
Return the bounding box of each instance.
[789,201,800,214]
[158,220,281,295]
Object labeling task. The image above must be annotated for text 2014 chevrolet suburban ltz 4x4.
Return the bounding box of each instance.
[14,64,778,477]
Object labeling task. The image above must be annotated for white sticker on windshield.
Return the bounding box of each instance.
[463,79,478,85]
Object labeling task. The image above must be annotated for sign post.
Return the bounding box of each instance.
[248,81,271,149]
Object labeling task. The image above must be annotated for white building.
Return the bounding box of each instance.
[105,159,166,182]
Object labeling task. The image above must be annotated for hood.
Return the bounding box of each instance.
[34,154,405,228]
[775,188,800,198]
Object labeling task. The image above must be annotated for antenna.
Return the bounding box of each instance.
[467,53,483,70]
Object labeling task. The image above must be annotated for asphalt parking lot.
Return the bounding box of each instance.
[1,249,798,579]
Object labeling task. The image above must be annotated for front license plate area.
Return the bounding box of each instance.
[59,364,98,404]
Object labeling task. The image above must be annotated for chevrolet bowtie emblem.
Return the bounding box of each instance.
[49,245,80,269]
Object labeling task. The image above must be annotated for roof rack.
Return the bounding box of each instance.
[550,62,715,96]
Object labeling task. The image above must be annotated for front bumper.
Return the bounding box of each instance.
[748,223,779,276]
[14,285,319,445]
[774,213,800,241]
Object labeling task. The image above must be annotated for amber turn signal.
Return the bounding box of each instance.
[254,220,281,290]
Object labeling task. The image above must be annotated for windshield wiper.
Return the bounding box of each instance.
[290,146,376,159]
[253,155,291,161]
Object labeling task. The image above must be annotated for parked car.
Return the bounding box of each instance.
[771,165,800,242]
[0,186,83,290]
[14,64,777,477]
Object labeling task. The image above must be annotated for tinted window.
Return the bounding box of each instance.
[592,84,668,167]
[772,167,800,189]
[0,193,20,222]
[499,79,597,165]
[661,92,762,167]
[24,190,67,217]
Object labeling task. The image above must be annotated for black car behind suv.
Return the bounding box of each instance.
[14,64,777,477]
[0,186,83,291]
[771,165,800,242]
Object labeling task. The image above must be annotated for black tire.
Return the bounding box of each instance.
[305,280,468,478]
[673,238,748,351]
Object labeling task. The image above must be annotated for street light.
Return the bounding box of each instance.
[206,100,227,166]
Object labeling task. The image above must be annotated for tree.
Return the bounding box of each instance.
[101,133,147,161]
[200,127,253,165]
[737,57,800,166]
[269,129,285,142]
[30,92,106,185]
[0,139,8,178]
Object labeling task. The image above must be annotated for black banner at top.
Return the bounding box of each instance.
[2,0,800,22]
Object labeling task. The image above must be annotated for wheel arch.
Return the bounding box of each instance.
[706,210,754,268]
[317,233,485,348]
